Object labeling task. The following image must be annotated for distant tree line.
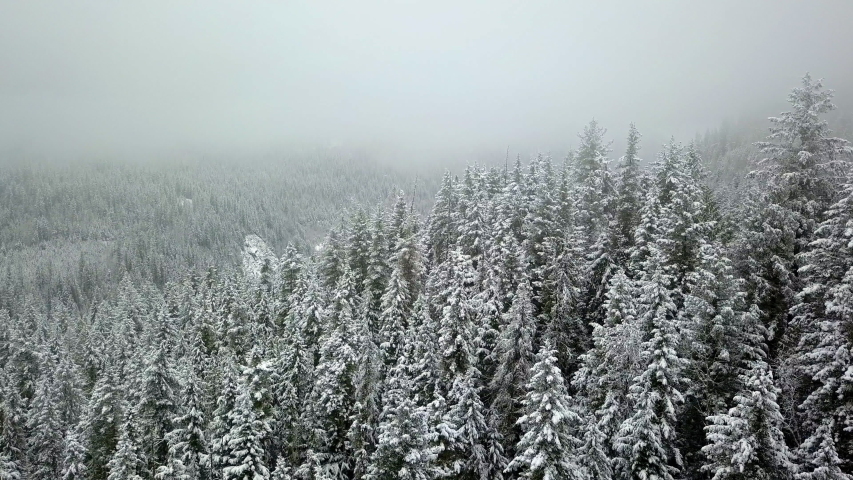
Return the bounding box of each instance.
[0,153,437,314]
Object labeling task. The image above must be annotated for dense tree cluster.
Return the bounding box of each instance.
[1,75,852,479]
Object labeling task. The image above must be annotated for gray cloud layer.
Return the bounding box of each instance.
[2,1,852,161]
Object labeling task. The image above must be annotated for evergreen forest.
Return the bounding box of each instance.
[2,74,853,480]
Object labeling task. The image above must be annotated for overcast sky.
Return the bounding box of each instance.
[2,1,852,162]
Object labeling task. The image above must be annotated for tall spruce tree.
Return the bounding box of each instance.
[106,410,145,480]
[738,74,852,363]
[158,356,209,480]
[575,268,642,475]
[26,351,65,480]
[793,165,853,473]
[489,276,537,451]
[301,269,360,478]
[615,263,686,480]
[702,358,793,480]
[137,307,181,474]
[222,382,271,480]
[366,321,441,480]
[505,341,584,480]
[613,123,643,265]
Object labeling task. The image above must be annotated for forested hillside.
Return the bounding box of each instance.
[2,75,853,480]
[0,153,438,313]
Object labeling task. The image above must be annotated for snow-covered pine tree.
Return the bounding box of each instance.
[210,364,240,477]
[436,249,479,383]
[575,267,641,411]
[0,361,23,480]
[572,121,616,266]
[496,158,530,244]
[0,356,28,476]
[568,121,619,376]
[366,391,438,480]
[406,297,444,421]
[269,321,313,469]
[505,341,584,480]
[251,265,277,333]
[60,428,88,480]
[649,140,713,286]
[347,208,372,296]
[53,346,85,430]
[0,451,21,480]
[574,268,642,473]
[318,226,348,292]
[221,380,271,480]
[737,74,852,363]
[362,206,391,336]
[536,234,587,379]
[579,419,612,480]
[276,243,303,329]
[432,248,505,479]
[437,365,506,480]
[378,228,424,367]
[489,275,536,451]
[614,262,686,480]
[300,268,360,479]
[523,154,559,278]
[83,364,125,480]
[26,350,65,480]
[756,74,851,221]
[679,242,754,475]
[474,206,506,378]
[623,139,724,476]
[347,301,383,480]
[426,172,459,266]
[795,418,850,480]
[573,119,613,238]
[243,347,277,432]
[138,305,182,473]
[288,263,326,367]
[483,196,524,310]
[366,320,441,480]
[215,274,254,357]
[702,357,793,480]
[793,165,853,474]
[388,190,410,243]
[270,458,294,480]
[106,410,146,480]
[6,297,44,411]
[158,355,209,480]
[193,268,223,355]
[612,123,643,265]
[476,229,522,385]
[455,166,491,267]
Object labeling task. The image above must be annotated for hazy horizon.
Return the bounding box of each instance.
[2,1,853,163]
